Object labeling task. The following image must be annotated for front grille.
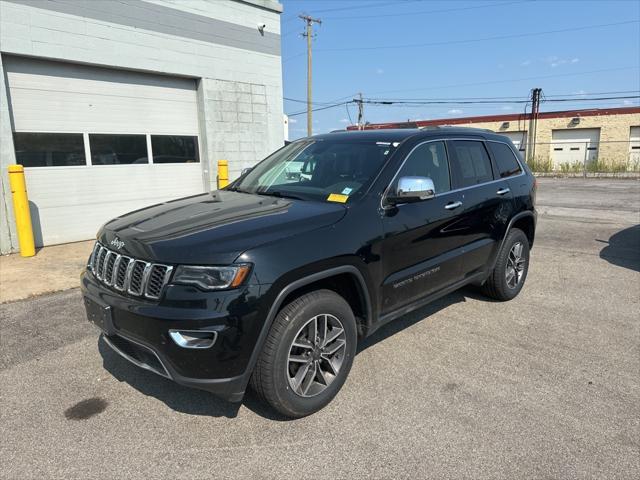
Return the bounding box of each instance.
[87,242,173,300]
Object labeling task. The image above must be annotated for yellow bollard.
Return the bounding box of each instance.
[8,165,35,257]
[217,159,229,189]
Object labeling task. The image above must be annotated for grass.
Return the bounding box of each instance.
[529,157,640,174]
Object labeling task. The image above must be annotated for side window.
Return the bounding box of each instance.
[488,142,522,178]
[395,141,451,194]
[449,140,494,188]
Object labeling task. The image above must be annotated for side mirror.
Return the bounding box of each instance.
[241,167,253,176]
[388,176,435,204]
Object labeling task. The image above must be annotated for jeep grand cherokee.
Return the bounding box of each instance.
[82,128,536,418]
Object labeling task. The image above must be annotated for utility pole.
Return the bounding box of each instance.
[299,14,321,136]
[527,87,542,164]
[356,93,364,129]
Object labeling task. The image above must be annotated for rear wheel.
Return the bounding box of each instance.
[483,228,530,301]
[250,289,357,418]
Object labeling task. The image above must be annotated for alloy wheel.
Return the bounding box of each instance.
[506,241,526,289]
[287,314,347,397]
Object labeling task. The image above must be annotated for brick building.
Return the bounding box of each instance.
[355,106,640,171]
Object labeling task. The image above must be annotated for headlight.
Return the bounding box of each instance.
[172,264,251,290]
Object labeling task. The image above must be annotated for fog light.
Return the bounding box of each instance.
[169,330,217,349]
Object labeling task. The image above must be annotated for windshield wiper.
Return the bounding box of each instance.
[256,190,305,201]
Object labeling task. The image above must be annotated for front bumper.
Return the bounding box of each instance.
[81,271,268,402]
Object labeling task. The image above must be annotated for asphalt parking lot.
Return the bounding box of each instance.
[1,178,639,479]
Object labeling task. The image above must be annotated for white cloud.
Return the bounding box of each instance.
[376,68,384,75]
[501,105,513,111]
[520,60,532,66]
[288,117,297,124]
[447,109,463,115]
[544,55,578,68]
[339,118,350,123]
[623,99,638,105]
[572,89,587,96]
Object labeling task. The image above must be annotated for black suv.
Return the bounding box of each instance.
[82,128,536,418]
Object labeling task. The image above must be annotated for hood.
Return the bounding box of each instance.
[98,190,347,265]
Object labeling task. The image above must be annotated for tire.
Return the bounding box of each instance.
[250,289,357,418]
[482,228,530,301]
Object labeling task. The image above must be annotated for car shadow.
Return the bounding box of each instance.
[99,287,480,420]
[357,288,476,354]
[98,337,242,418]
[598,224,640,273]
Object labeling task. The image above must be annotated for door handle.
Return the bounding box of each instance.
[444,201,462,210]
[496,188,510,195]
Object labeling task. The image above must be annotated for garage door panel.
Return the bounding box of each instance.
[630,126,640,164]
[502,131,527,152]
[551,128,600,169]
[5,56,204,246]
[25,164,204,246]
[8,80,198,134]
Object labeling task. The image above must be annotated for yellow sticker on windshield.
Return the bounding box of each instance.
[327,193,349,203]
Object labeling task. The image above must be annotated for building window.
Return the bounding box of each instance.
[89,134,148,165]
[13,132,86,167]
[151,135,199,163]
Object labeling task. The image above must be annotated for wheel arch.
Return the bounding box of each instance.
[270,266,372,333]
[238,266,373,396]
[511,212,536,248]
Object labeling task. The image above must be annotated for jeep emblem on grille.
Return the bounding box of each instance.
[110,237,125,249]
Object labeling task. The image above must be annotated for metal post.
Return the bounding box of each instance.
[217,160,229,189]
[8,165,35,257]
[583,141,588,178]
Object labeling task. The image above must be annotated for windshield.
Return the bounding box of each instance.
[230,139,398,203]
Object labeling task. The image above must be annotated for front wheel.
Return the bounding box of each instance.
[482,228,530,301]
[250,289,357,418]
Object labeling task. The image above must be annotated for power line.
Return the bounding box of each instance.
[315,19,639,52]
[284,96,337,106]
[302,0,424,15]
[285,95,639,118]
[364,90,639,102]
[285,93,362,106]
[280,0,524,38]
[367,66,640,95]
[359,95,640,106]
[322,0,527,20]
[287,101,353,117]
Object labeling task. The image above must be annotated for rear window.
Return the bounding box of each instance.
[449,140,494,188]
[489,142,522,178]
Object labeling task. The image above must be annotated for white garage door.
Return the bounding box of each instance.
[5,56,204,246]
[502,131,527,153]
[630,126,640,166]
[551,128,600,170]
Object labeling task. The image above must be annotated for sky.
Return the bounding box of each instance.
[279,0,640,139]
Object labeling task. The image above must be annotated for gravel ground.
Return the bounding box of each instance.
[1,178,638,479]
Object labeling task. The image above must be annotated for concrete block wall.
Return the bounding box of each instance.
[199,78,282,187]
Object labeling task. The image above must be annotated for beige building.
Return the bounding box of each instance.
[359,107,640,171]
